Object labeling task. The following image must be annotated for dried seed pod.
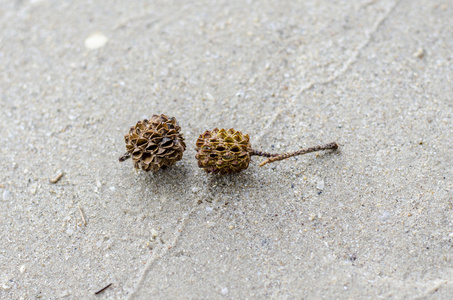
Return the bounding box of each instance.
[119,114,186,172]
[195,128,252,174]
[195,128,338,174]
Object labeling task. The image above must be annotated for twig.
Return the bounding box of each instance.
[49,171,64,183]
[119,152,131,162]
[250,149,280,158]
[94,283,112,295]
[259,142,338,167]
[78,205,87,226]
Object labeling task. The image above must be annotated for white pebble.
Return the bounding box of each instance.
[413,48,424,59]
[66,228,74,235]
[151,228,159,238]
[206,207,213,212]
[84,32,108,49]
[109,186,116,192]
[221,287,229,295]
[96,180,102,188]
[206,92,215,100]
[20,265,26,273]
[30,183,38,195]
[2,190,11,201]
[378,211,392,222]
[316,179,324,190]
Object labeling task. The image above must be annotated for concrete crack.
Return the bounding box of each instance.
[127,203,198,299]
[255,0,402,143]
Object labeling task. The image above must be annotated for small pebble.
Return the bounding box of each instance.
[378,211,392,222]
[60,290,70,297]
[84,32,108,49]
[109,186,116,192]
[228,225,234,230]
[413,48,424,59]
[206,207,213,212]
[221,287,229,296]
[30,183,38,195]
[20,265,26,274]
[151,228,159,238]
[316,179,324,190]
[206,92,215,100]
[2,190,11,201]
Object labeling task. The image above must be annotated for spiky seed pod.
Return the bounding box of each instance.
[195,128,252,174]
[119,114,186,172]
[195,128,338,175]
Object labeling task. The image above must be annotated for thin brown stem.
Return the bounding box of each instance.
[259,142,338,167]
[119,152,131,162]
[250,149,280,158]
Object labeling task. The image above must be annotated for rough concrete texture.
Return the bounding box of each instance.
[1,0,452,299]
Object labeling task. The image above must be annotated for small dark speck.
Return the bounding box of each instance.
[317,191,322,195]
[291,184,294,188]
[426,247,429,249]
[271,145,275,149]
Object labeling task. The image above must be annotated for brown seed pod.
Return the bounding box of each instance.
[195,128,338,174]
[195,128,252,174]
[119,114,186,172]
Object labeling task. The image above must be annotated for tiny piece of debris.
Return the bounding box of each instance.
[2,190,11,201]
[316,179,325,190]
[221,287,229,295]
[20,264,27,273]
[95,283,112,295]
[50,171,64,183]
[84,32,108,50]
[78,205,87,226]
[413,48,424,59]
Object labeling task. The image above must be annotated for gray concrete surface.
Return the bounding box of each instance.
[1,0,452,299]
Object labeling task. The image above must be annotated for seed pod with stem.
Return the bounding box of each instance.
[195,128,338,174]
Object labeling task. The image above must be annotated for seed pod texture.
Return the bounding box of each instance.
[195,128,252,174]
[121,114,186,171]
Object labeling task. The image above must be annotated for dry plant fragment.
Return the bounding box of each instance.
[259,142,338,166]
[195,128,338,174]
[195,128,253,174]
[119,114,186,172]
[50,170,64,183]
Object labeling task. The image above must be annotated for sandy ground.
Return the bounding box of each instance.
[1,0,452,299]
